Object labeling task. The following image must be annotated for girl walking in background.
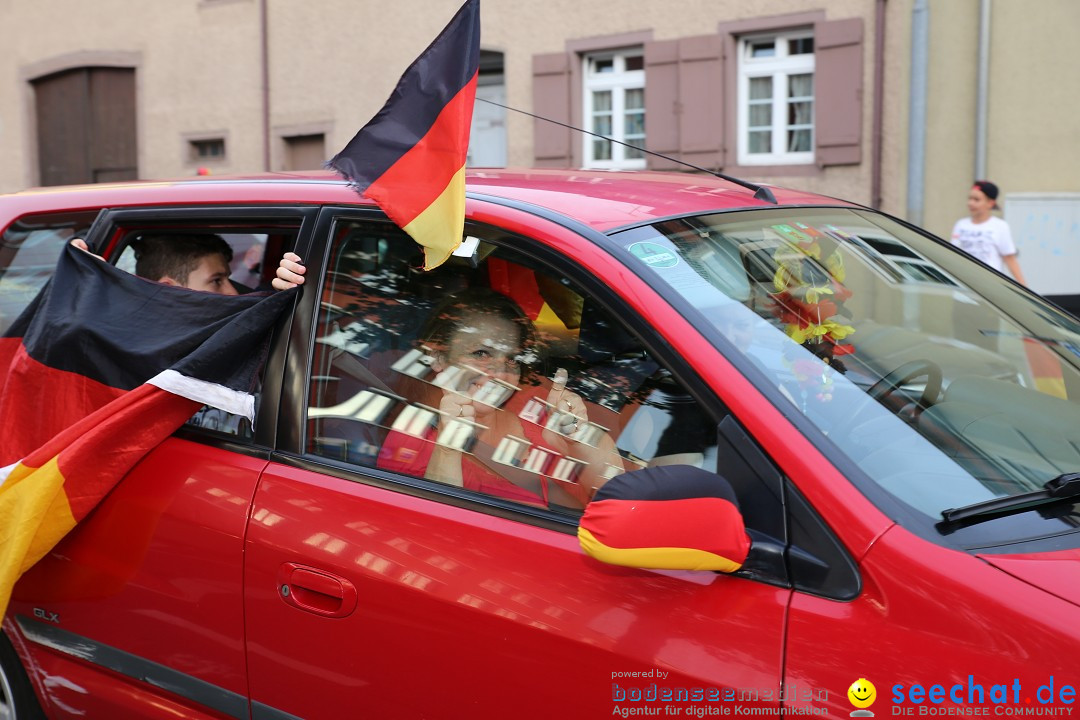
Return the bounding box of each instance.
[950,180,1027,284]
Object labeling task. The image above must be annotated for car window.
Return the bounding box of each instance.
[0,210,99,334]
[108,222,302,439]
[304,218,720,515]
[114,230,281,293]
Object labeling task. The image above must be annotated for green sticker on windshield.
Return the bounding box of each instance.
[627,241,679,269]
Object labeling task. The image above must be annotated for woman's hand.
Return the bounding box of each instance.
[436,381,477,425]
[424,365,481,487]
[545,368,588,439]
[541,368,623,500]
[272,252,306,290]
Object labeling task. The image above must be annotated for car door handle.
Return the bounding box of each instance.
[277,562,358,618]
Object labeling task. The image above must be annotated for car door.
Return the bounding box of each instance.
[242,210,791,719]
[7,207,314,719]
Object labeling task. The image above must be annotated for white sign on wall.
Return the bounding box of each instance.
[1005,193,1080,296]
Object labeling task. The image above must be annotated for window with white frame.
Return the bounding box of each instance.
[737,30,815,166]
[582,49,645,169]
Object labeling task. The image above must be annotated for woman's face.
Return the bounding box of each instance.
[443,312,525,409]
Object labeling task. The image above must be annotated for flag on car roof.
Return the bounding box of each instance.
[328,0,480,271]
[0,245,295,617]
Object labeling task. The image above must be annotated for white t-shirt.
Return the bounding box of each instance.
[950,216,1016,272]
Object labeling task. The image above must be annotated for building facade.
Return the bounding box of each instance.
[0,0,1077,297]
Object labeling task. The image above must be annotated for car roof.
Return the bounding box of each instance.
[1,168,855,234]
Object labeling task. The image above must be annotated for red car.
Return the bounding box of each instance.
[1,169,1079,719]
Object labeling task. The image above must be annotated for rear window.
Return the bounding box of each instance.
[0,210,99,333]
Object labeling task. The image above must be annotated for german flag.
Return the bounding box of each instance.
[0,245,295,617]
[578,466,751,573]
[328,0,480,270]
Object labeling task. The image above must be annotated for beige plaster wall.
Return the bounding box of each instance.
[269,0,877,201]
[5,0,1077,214]
[0,0,17,192]
[987,1,1080,193]
[0,0,877,198]
[474,0,875,205]
[923,0,980,239]
[917,0,1080,240]
[878,0,912,223]
[0,0,266,190]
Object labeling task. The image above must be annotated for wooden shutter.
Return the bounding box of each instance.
[676,35,725,170]
[34,70,91,187]
[814,17,864,166]
[88,68,137,182]
[34,67,136,186]
[644,35,724,171]
[644,40,681,169]
[532,52,573,167]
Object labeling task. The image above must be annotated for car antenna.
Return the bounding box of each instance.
[476,97,778,205]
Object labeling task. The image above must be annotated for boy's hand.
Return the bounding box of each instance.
[273,252,306,290]
[70,238,107,261]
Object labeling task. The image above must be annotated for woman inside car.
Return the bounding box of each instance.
[377,287,624,510]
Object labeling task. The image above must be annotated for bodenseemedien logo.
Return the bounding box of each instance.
[849,678,877,717]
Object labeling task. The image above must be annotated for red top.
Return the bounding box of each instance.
[376,421,551,507]
[376,394,594,509]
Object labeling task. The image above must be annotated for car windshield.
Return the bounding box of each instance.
[613,208,1080,529]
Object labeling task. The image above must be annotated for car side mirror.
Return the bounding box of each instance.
[578,465,750,573]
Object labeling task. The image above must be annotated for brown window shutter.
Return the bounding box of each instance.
[644,39,681,169]
[815,17,864,166]
[676,34,724,170]
[532,52,573,167]
[644,35,724,172]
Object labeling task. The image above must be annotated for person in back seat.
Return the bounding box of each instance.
[74,235,296,296]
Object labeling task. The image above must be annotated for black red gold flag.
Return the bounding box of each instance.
[328,0,480,270]
[0,245,295,617]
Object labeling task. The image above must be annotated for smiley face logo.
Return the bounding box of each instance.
[848,678,877,709]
